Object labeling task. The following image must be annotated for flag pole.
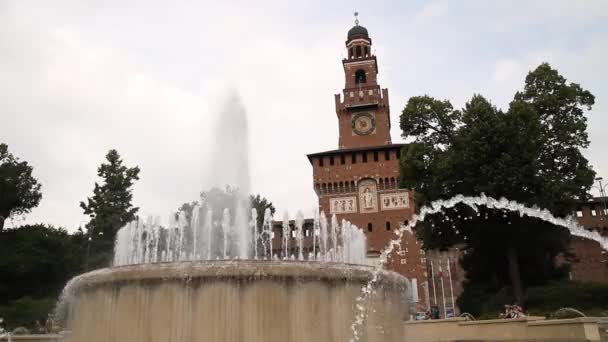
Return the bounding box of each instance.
[447,256,456,315]
[430,260,437,306]
[439,262,447,318]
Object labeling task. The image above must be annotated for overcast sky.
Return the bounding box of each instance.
[1,0,607,230]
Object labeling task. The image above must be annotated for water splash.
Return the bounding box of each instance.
[349,194,608,341]
[113,208,369,266]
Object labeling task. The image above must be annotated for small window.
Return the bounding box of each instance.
[386,222,391,231]
[368,89,373,95]
[592,210,597,217]
[352,153,357,164]
[330,156,334,166]
[362,153,368,163]
[340,154,345,165]
[355,69,366,84]
[576,211,583,218]
[400,259,407,265]
[367,223,373,232]
[373,151,379,162]
[319,158,324,167]
[421,257,426,263]
[349,91,354,98]
[385,150,390,160]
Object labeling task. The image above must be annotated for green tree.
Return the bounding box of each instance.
[399,63,595,306]
[178,187,276,228]
[250,194,276,228]
[0,144,42,232]
[0,224,86,329]
[80,149,140,267]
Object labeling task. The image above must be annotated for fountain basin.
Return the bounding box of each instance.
[62,261,410,342]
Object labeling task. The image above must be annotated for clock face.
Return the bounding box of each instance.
[351,112,375,136]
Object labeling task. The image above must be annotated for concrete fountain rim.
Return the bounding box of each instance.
[64,260,409,294]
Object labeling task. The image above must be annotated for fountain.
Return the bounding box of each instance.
[57,93,411,342]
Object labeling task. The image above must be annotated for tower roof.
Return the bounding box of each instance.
[347,24,369,41]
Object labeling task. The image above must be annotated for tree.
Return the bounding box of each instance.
[178,187,276,228]
[0,224,86,329]
[250,194,276,228]
[399,63,595,306]
[80,150,140,267]
[0,144,42,232]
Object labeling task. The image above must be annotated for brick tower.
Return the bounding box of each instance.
[307,16,429,314]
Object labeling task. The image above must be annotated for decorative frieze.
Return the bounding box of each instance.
[329,196,357,214]
[380,192,409,210]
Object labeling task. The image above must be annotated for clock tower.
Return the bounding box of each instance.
[335,17,391,149]
[307,16,430,313]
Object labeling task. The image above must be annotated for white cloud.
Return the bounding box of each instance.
[493,59,525,85]
[412,1,448,26]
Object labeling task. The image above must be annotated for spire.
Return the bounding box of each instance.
[354,11,359,26]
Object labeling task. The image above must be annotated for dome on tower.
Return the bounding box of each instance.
[347,24,369,41]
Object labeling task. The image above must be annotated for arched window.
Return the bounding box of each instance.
[349,48,354,58]
[364,46,369,56]
[386,222,391,231]
[367,223,373,232]
[356,46,362,57]
[339,181,344,193]
[355,69,366,84]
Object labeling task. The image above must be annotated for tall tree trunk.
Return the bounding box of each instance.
[0,215,5,232]
[507,246,524,306]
